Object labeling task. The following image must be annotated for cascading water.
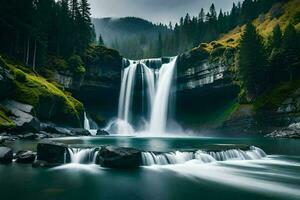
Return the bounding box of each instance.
[118,61,138,122]
[112,56,177,135]
[67,148,99,164]
[142,146,267,166]
[84,112,91,131]
[149,57,177,134]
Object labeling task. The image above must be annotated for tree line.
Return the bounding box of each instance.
[0,0,95,72]
[104,0,282,58]
[238,22,300,100]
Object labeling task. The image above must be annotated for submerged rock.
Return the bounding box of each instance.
[15,151,36,163]
[0,146,13,163]
[98,146,142,168]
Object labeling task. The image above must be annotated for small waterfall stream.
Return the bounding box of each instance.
[84,112,91,131]
[67,148,99,164]
[142,146,267,166]
[65,146,267,166]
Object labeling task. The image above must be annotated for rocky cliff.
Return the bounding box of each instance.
[0,55,84,132]
[51,46,123,122]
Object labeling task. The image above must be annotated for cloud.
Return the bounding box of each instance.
[90,0,239,24]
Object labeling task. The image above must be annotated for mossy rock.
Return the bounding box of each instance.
[177,46,210,71]
[0,106,15,131]
[7,66,84,127]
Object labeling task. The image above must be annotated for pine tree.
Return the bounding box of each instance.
[271,24,282,49]
[98,34,104,45]
[282,23,300,80]
[268,24,285,84]
[198,8,205,23]
[157,32,163,57]
[238,23,268,97]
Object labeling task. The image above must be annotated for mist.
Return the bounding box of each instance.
[90,0,240,24]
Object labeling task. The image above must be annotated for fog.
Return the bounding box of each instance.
[90,0,240,24]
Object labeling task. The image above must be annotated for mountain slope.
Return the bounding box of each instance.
[92,17,170,59]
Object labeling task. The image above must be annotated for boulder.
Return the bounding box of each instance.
[266,122,300,139]
[41,123,71,135]
[36,141,67,165]
[1,100,40,133]
[98,146,142,168]
[70,128,91,136]
[0,146,13,163]
[15,151,36,163]
[22,133,38,140]
[96,129,109,136]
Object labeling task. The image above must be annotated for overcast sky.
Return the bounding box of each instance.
[89,0,240,24]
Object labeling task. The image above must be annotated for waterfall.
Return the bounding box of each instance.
[114,56,177,135]
[84,112,91,131]
[118,61,138,122]
[142,146,267,166]
[149,57,177,134]
[67,148,99,164]
[140,63,156,114]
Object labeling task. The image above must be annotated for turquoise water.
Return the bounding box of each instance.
[1,136,300,200]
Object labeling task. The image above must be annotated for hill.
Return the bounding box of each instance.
[92,17,170,59]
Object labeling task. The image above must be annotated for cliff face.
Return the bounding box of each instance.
[175,45,240,130]
[0,56,84,131]
[52,46,122,113]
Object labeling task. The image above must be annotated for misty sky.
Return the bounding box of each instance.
[89,0,240,24]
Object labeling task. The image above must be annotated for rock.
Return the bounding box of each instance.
[266,122,300,139]
[15,151,36,163]
[32,160,49,168]
[22,133,38,140]
[98,146,142,168]
[41,123,71,135]
[1,100,40,133]
[36,132,49,139]
[0,147,13,163]
[36,141,67,165]
[70,128,90,136]
[96,130,109,136]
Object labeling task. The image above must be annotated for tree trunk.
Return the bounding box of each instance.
[32,39,37,74]
[26,37,30,66]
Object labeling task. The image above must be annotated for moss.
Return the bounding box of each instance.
[254,80,300,111]
[4,64,84,127]
[84,44,122,71]
[0,106,15,131]
[15,69,27,82]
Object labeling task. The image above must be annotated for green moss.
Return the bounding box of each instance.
[0,106,15,131]
[254,80,300,111]
[8,66,83,127]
